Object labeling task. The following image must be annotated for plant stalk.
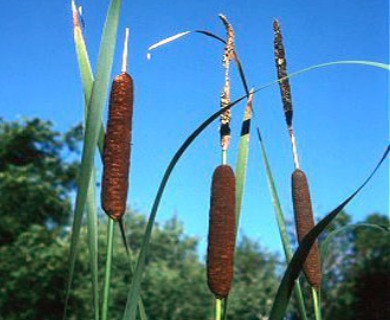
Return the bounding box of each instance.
[215,299,222,320]
[102,219,115,320]
[312,287,322,320]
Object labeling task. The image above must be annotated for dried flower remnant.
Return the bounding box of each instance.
[273,19,293,128]
[219,14,235,152]
[207,165,236,299]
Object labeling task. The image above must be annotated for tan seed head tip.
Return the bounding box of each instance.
[71,0,80,28]
[273,19,281,31]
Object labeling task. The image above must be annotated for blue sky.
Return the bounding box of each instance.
[0,0,388,256]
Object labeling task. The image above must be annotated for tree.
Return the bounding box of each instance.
[319,212,389,320]
[0,118,82,244]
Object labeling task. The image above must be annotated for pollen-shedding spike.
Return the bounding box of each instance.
[147,31,191,51]
[121,28,130,73]
[218,14,235,152]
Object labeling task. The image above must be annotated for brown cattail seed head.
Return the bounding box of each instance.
[207,164,236,299]
[101,72,134,221]
[292,169,321,290]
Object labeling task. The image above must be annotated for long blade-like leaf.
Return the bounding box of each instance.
[73,2,105,155]
[64,0,123,318]
[235,90,254,231]
[269,145,390,320]
[72,3,101,318]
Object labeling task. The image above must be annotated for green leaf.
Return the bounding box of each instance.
[64,0,123,318]
[235,90,253,232]
[320,222,389,269]
[72,2,102,318]
[269,145,389,320]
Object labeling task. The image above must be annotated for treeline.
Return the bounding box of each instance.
[0,118,387,319]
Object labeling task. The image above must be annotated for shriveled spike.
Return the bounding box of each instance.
[273,19,293,128]
[292,169,322,290]
[207,165,236,299]
[101,72,134,221]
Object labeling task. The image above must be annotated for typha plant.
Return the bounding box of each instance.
[206,15,237,320]
[273,19,322,318]
[101,27,133,252]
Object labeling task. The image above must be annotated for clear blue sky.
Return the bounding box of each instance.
[0,0,388,256]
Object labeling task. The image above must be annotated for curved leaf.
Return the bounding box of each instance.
[321,222,389,270]
[269,145,389,320]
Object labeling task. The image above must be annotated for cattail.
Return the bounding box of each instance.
[207,164,236,299]
[292,169,321,290]
[101,29,133,250]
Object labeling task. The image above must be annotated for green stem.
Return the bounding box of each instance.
[215,299,222,320]
[312,287,322,320]
[222,149,227,165]
[102,219,115,320]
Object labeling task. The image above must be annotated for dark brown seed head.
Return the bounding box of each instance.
[207,164,236,299]
[292,169,322,290]
[273,19,293,127]
[101,72,134,221]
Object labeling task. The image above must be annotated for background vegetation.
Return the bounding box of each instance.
[0,118,387,319]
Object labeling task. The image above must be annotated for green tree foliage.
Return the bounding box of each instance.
[0,118,82,244]
[320,212,389,320]
[0,118,388,319]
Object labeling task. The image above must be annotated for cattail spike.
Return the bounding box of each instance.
[118,219,130,255]
[292,169,321,290]
[207,165,236,299]
[121,28,130,73]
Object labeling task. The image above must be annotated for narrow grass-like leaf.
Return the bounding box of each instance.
[269,145,389,320]
[256,129,308,319]
[320,222,389,268]
[73,3,105,155]
[72,3,101,318]
[235,90,254,231]
[64,0,123,318]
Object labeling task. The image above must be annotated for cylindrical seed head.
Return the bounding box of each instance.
[101,72,134,221]
[207,164,236,299]
[292,169,322,290]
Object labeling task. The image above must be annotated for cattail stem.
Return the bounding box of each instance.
[102,219,115,320]
[215,299,222,320]
[121,28,130,73]
[221,149,227,165]
[312,287,322,320]
[288,126,300,169]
